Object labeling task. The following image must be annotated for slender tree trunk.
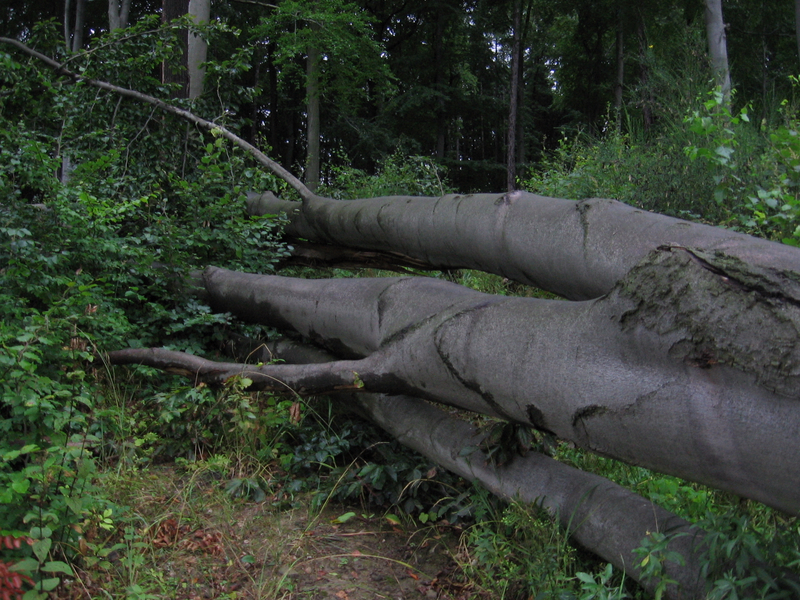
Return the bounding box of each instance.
[267,42,280,156]
[636,10,653,130]
[615,9,624,132]
[108,0,131,31]
[705,0,731,102]
[70,0,86,52]
[796,0,800,66]
[64,0,71,47]
[62,0,87,183]
[434,7,447,160]
[507,0,522,192]
[516,0,533,168]
[305,22,322,192]
[187,0,210,99]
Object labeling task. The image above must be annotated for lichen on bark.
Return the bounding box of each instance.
[614,246,800,397]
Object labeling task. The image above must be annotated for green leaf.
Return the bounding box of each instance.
[332,511,356,524]
[32,537,51,562]
[41,561,73,575]
[12,478,30,494]
[36,577,61,592]
[10,557,39,572]
[576,571,596,584]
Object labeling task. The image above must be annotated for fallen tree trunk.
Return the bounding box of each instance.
[247,191,800,300]
[109,245,800,515]
[352,393,707,599]
[224,336,709,599]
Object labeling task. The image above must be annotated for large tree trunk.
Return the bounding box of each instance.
[226,336,709,598]
[246,190,800,301]
[351,394,707,599]
[110,241,800,516]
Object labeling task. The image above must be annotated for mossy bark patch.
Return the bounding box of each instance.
[613,246,800,398]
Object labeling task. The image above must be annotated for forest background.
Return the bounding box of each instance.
[1,0,800,598]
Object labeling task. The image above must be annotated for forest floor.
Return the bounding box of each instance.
[57,465,481,600]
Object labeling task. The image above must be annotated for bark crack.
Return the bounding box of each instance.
[431,301,518,422]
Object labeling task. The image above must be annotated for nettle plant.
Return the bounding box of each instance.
[742,85,800,245]
[683,88,751,210]
[683,84,800,245]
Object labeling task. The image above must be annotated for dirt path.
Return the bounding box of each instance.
[62,466,479,599]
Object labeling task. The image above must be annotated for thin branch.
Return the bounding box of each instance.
[105,347,375,395]
[0,37,314,202]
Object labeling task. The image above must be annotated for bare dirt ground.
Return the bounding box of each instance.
[60,465,481,599]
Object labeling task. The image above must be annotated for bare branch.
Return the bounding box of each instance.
[105,347,378,395]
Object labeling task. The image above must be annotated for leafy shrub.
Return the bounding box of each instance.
[321,151,451,199]
[0,21,291,592]
[283,412,471,519]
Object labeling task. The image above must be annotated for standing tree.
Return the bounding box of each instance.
[251,0,389,187]
[506,0,522,191]
[108,0,131,31]
[704,0,731,102]
[187,0,210,99]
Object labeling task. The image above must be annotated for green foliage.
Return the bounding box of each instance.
[740,80,800,245]
[683,88,751,208]
[634,531,684,600]
[459,490,637,600]
[283,412,470,520]
[524,127,719,220]
[575,564,629,600]
[321,151,451,199]
[0,21,290,593]
[696,512,800,600]
[526,83,800,240]
[0,288,105,594]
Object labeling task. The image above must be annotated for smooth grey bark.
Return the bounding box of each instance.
[704,0,731,101]
[353,395,707,599]
[67,0,86,52]
[108,0,131,31]
[225,335,708,599]
[109,250,800,515]
[187,0,210,99]
[247,190,800,301]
